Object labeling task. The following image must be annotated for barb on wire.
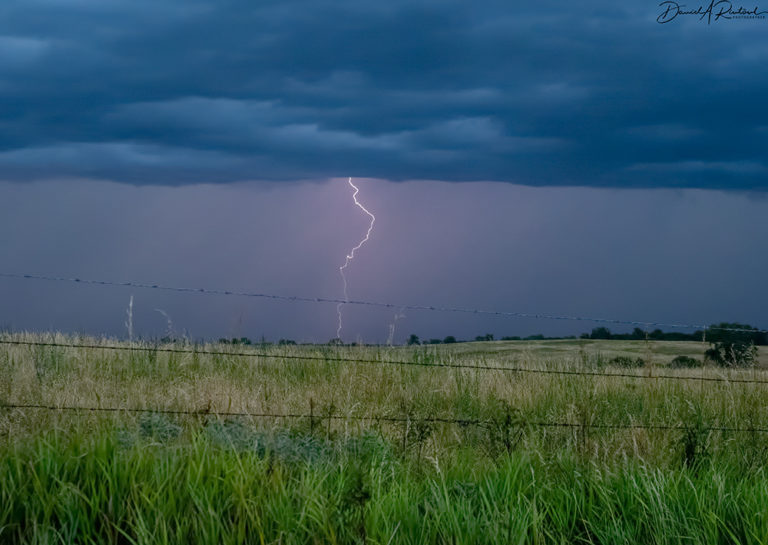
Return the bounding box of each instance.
[0,272,765,334]
[1,337,768,385]
[3,402,768,434]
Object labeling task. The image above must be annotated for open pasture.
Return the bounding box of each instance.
[2,334,768,543]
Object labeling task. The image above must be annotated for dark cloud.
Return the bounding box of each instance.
[0,0,767,188]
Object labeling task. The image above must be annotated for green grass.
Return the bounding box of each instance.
[3,430,768,544]
[2,333,768,543]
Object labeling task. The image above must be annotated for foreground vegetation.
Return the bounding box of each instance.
[2,333,768,543]
[4,430,768,544]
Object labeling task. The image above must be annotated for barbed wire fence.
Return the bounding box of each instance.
[1,270,767,441]
[1,337,767,385]
[4,402,768,435]
[1,271,766,334]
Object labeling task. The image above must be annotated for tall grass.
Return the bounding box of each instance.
[2,429,768,544]
[2,333,768,543]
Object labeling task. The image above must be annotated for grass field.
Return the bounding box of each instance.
[2,333,768,544]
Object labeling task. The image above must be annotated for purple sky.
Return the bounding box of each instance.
[0,179,765,343]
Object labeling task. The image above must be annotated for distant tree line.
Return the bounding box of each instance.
[215,323,765,355]
[406,332,580,345]
[217,337,298,347]
[403,323,766,347]
[218,337,253,345]
[581,324,766,345]
[581,327,702,341]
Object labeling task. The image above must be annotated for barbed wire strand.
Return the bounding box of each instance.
[3,402,768,434]
[1,338,767,385]
[1,272,765,334]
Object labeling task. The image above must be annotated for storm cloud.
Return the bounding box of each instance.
[1,0,767,189]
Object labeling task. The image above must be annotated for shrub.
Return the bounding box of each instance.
[705,344,756,367]
[609,356,645,368]
[705,323,760,367]
[139,414,181,442]
[670,355,702,368]
[589,327,612,340]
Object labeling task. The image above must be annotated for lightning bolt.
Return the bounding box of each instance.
[154,308,174,339]
[125,295,134,342]
[336,177,376,341]
[386,309,406,346]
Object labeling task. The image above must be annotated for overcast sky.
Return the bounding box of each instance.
[0,0,766,342]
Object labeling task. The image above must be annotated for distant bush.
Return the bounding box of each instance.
[443,336,457,344]
[609,356,645,368]
[705,322,761,367]
[670,355,702,368]
[218,337,252,345]
[590,327,613,340]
